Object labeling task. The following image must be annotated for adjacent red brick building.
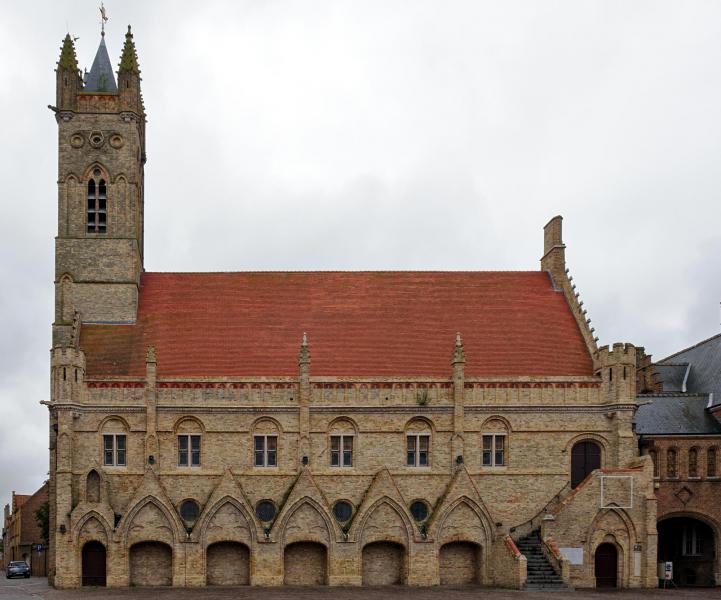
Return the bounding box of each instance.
[2,483,49,576]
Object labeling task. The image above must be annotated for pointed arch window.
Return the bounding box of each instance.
[87,169,107,233]
[707,448,717,478]
[666,448,677,479]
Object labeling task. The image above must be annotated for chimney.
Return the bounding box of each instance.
[540,215,566,285]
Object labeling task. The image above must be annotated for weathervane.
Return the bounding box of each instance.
[100,2,108,36]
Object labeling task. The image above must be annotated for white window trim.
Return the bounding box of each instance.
[330,434,354,468]
[103,433,126,467]
[254,434,278,468]
[178,434,201,468]
[482,433,506,467]
[407,433,431,468]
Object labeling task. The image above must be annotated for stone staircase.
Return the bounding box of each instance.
[516,530,570,592]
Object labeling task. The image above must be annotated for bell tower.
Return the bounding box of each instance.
[52,27,145,347]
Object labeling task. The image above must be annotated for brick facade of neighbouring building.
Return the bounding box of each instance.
[2,484,49,575]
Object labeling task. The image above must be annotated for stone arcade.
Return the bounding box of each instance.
[46,29,659,589]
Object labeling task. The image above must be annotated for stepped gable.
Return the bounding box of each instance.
[79,270,594,378]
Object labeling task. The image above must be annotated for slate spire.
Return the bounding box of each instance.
[84,35,117,93]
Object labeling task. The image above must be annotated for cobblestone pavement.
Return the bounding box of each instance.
[2,578,721,600]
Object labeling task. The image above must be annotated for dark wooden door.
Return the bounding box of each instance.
[82,541,106,586]
[571,441,601,488]
[595,543,618,588]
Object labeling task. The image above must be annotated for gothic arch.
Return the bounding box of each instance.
[99,415,130,432]
[564,432,609,456]
[121,495,183,547]
[658,510,721,544]
[82,162,111,182]
[587,507,636,587]
[434,496,492,546]
[355,496,413,547]
[85,469,102,504]
[74,511,112,547]
[196,495,258,546]
[279,497,334,546]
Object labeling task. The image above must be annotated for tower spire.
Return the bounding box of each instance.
[119,25,141,74]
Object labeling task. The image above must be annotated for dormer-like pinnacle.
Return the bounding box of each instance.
[55,34,83,109]
[119,25,140,73]
[452,332,465,366]
[57,34,79,72]
[299,332,311,366]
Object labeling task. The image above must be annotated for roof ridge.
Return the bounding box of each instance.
[658,332,721,363]
[142,270,545,275]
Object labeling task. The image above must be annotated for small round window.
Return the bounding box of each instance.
[333,501,353,523]
[180,499,200,523]
[256,500,277,522]
[410,500,429,522]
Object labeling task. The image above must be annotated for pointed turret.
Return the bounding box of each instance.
[55,34,82,110]
[84,35,117,93]
[118,25,144,114]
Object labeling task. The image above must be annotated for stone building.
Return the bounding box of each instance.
[2,484,49,575]
[636,334,721,586]
[45,28,658,589]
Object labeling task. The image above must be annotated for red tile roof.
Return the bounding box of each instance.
[79,271,594,378]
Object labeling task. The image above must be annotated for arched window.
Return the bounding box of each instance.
[689,447,699,478]
[649,449,658,478]
[329,418,356,468]
[252,418,279,468]
[482,418,510,468]
[176,417,203,468]
[707,448,717,478]
[101,417,128,467]
[667,448,677,478]
[406,419,432,468]
[87,169,107,233]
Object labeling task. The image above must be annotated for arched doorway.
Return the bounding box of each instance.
[571,440,601,488]
[129,542,172,586]
[206,542,250,585]
[81,541,107,586]
[594,543,618,588]
[283,542,327,585]
[439,542,482,585]
[362,542,405,585]
[658,517,716,586]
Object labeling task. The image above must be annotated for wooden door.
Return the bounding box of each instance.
[571,441,601,488]
[81,541,106,586]
[594,543,618,588]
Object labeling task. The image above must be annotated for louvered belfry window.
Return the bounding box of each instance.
[87,169,107,233]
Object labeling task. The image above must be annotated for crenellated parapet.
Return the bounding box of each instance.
[594,343,637,403]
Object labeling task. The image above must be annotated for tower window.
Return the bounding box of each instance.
[87,177,107,233]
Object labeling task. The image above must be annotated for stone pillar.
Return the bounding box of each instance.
[144,346,158,467]
[451,333,466,467]
[298,333,311,465]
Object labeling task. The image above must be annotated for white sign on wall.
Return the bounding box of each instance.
[559,547,584,565]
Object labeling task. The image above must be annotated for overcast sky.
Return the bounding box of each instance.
[0,1,720,512]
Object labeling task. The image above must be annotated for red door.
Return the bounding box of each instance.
[81,541,106,586]
[595,543,618,588]
[571,441,601,488]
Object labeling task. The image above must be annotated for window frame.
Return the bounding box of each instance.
[688,447,699,478]
[330,434,353,468]
[666,448,678,479]
[482,433,506,467]
[102,433,126,467]
[178,434,201,468]
[406,433,430,468]
[708,447,718,478]
[254,434,278,468]
[86,174,107,234]
[682,524,703,556]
